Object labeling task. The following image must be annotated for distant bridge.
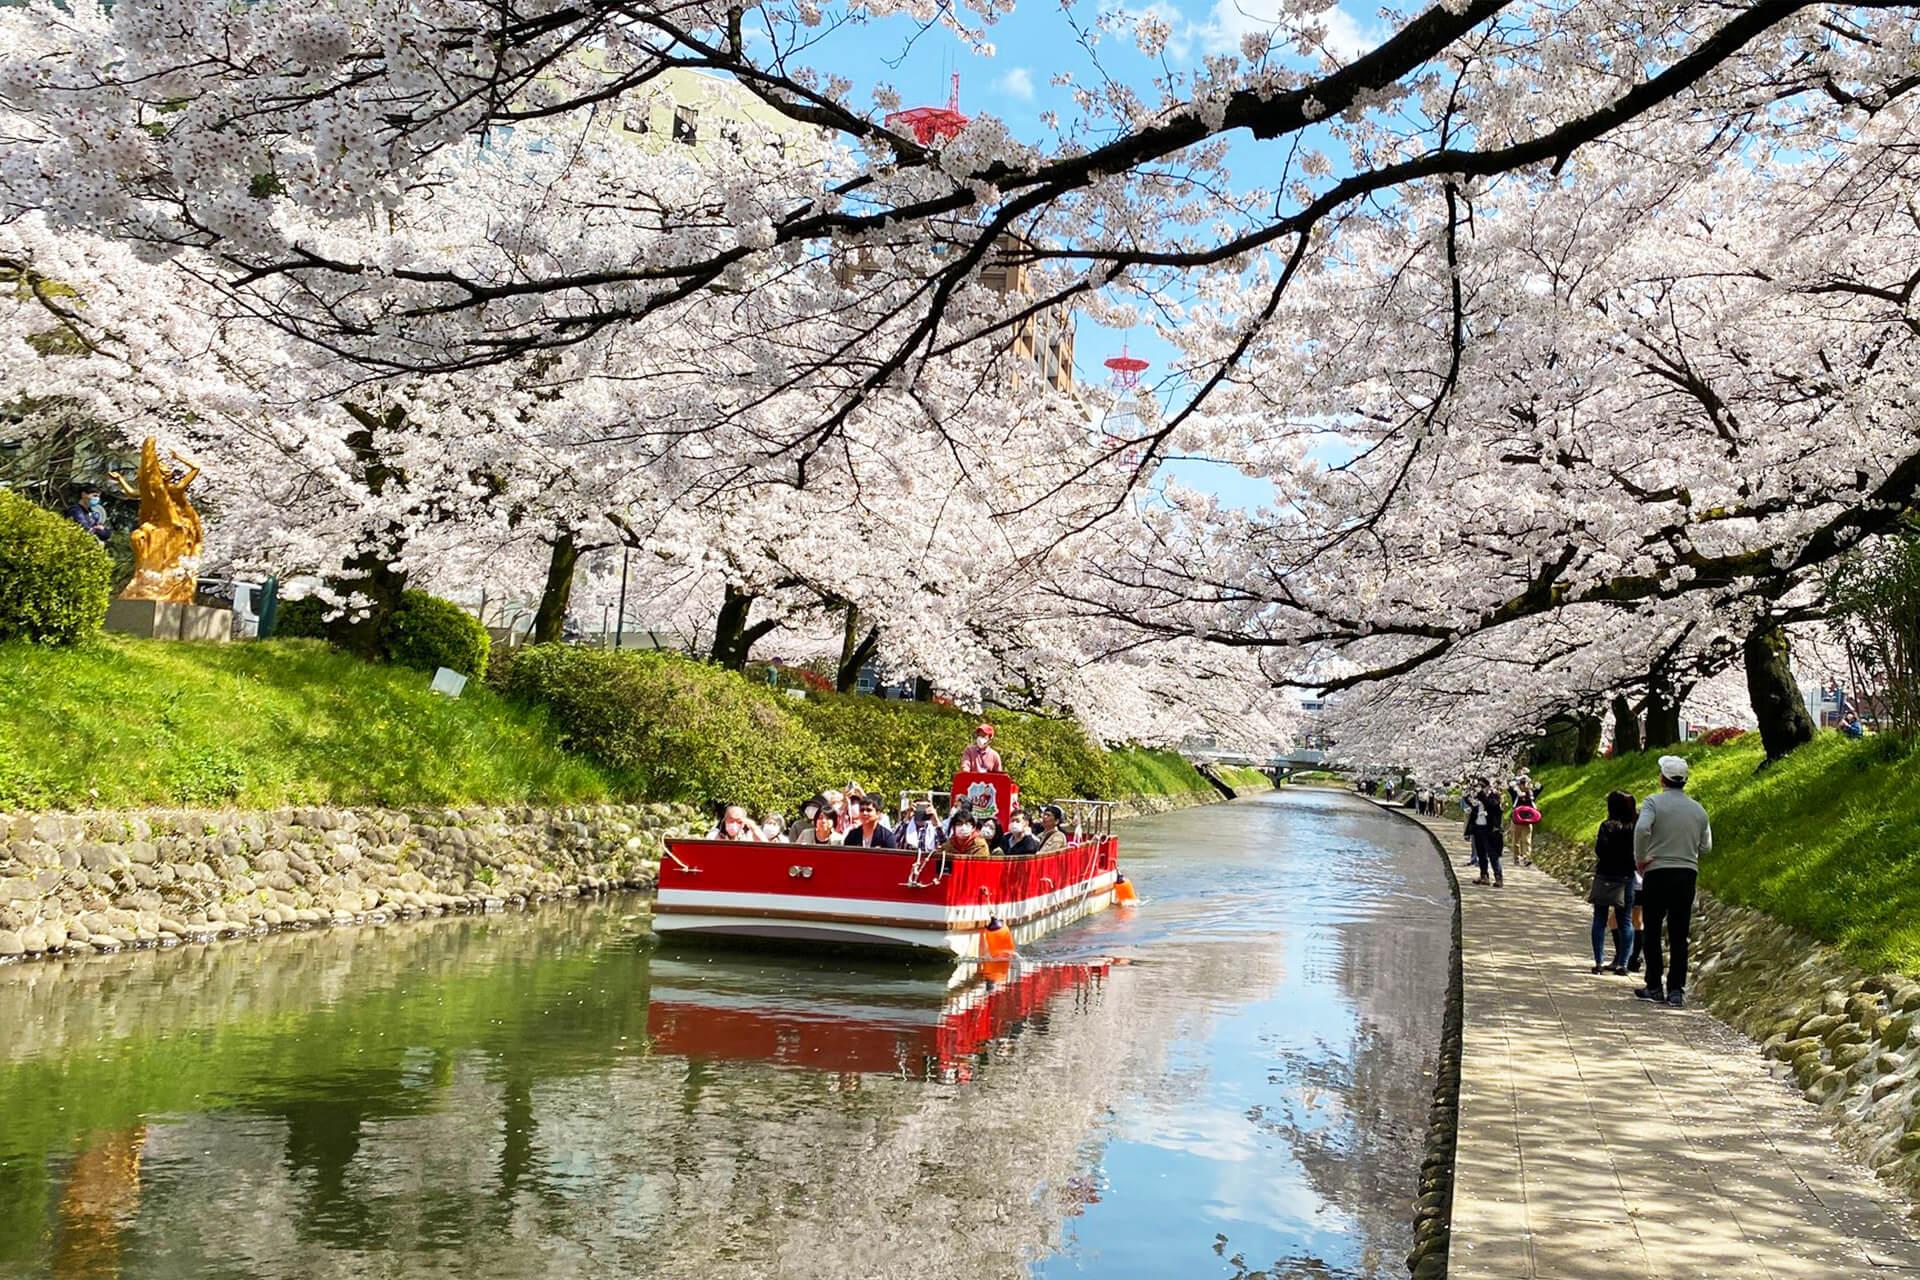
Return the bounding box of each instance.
[1184,746,1342,776]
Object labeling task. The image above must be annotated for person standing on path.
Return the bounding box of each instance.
[1465,780,1505,886]
[1588,790,1638,974]
[1510,786,1541,867]
[1633,755,1713,1008]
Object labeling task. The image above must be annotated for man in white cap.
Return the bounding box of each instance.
[1633,755,1714,1008]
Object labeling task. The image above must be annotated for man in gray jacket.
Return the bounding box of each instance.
[1633,755,1713,1008]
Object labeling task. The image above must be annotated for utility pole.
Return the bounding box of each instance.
[615,546,630,649]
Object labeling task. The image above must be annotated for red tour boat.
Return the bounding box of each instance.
[653,770,1136,958]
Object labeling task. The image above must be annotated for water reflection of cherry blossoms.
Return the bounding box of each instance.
[0,790,1448,1280]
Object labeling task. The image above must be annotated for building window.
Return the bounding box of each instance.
[622,101,651,134]
[673,105,699,145]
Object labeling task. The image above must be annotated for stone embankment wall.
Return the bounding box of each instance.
[0,803,701,961]
[1530,828,1920,1212]
[0,785,1246,965]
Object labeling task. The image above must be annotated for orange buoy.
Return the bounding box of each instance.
[1113,874,1139,906]
[982,915,1016,959]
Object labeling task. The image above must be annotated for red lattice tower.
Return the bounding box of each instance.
[1100,347,1150,465]
[884,73,970,147]
[1103,351,1150,389]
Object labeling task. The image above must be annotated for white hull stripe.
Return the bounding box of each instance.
[653,893,1116,957]
[657,871,1117,927]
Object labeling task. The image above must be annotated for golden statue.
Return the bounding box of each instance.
[110,437,204,604]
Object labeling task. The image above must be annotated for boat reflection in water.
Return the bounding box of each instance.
[646,956,1112,1083]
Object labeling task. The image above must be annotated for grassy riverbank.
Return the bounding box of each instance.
[1214,764,1274,794]
[0,637,620,809]
[0,636,1221,814]
[1532,733,1920,975]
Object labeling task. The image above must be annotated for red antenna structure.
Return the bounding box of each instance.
[1103,350,1150,389]
[884,73,970,147]
[1100,345,1150,465]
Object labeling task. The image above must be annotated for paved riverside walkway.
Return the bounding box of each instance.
[1380,802,1920,1279]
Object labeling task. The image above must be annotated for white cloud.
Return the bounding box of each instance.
[1201,0,1376,63]
[998,66,1036,101]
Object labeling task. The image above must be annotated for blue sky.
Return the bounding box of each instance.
[779,0,1381,509]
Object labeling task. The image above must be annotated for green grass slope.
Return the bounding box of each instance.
[1532,733,1920,975]
[1214,764,1275,794]
[0,637,623,810]
[1107,747,1215,800]
[0,637,1235,816]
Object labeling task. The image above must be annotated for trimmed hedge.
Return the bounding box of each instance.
[0,489,112,644]
[272,590,489,677]
[790,694,1114,808]
[272,594,331,640]
[505,645,1148,814]
[386,590,490,677]
[503,645,836,816]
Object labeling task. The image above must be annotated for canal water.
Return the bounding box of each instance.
[0,789,1450,1280]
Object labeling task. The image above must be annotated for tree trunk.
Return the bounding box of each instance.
[1530,714,1580,766]
[1744,619,1816,761]
[1574,712,1604,765]
[711,584,781,670]
[1643,682,1683,749]
[1610,694,1642,755]
[328,539,409,659]
[711,584,754,669]
[328,403,411,659]
[532,533,579,645]
[835,605,880,693]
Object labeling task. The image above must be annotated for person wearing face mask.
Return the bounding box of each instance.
[960,723,1004,773]
[999,810,1040,857]
[66,486,111,544]
[939,814,990,859]
[707,805,760,841]
[787,796,827,842]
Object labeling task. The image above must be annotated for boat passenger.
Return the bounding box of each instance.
[709,805,760,842]
[1034,805,1069,855]
[842,797,900,849]
[760,813,789,842]
[898,802,942,853]
[1000,810,1040,857]
[979,816,1004,854]
[823,789,850,833]
[787,796,827,842]
[939,814,990,859]
[795,811,843,846]
[960,723,1005,773]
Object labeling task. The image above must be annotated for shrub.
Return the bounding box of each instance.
[0,488,112,644]
[504,645,835,814]
[384,591,490,677]
[1701,726,1749,747]
[791,694,1116,806]
[273,594,332,640]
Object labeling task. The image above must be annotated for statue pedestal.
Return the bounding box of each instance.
[105,600,233,643]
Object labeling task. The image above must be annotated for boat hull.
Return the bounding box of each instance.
[654,837,1122,958]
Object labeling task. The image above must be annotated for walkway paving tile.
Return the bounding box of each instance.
[1376,802,1920,1278]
